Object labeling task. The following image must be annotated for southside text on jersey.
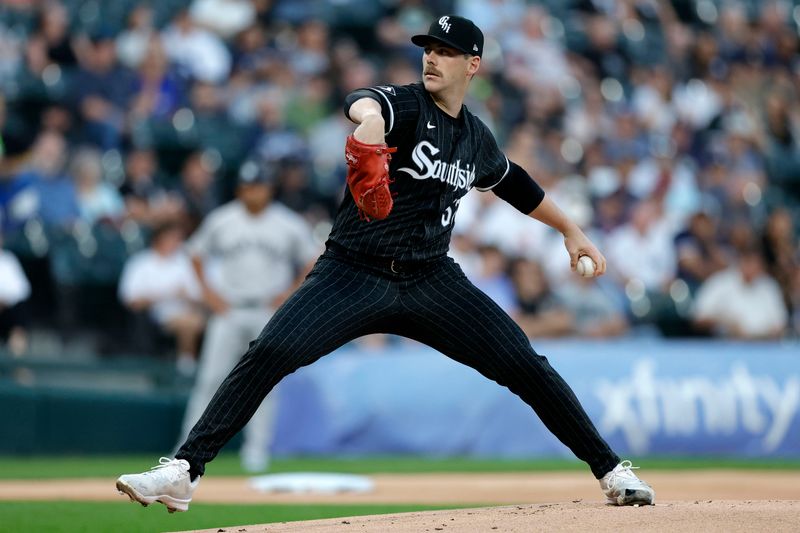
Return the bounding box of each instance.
[397,140,476,190]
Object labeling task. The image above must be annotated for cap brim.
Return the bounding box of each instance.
[411,34,471,55]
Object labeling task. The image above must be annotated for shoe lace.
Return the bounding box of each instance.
[144,457,189,482]
[606,460,640,490]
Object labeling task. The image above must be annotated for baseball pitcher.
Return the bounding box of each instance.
[117,15,654,512]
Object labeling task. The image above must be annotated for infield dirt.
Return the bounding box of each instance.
[175,500,799,532]
[3,471,798,532]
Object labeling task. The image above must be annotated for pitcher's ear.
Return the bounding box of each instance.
[467,55,480,77]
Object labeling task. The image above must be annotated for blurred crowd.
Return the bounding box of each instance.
[0,0,799,362]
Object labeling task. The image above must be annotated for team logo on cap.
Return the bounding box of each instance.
[438,16,451,33]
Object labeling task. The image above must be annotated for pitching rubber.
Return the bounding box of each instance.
[116,479,190,513]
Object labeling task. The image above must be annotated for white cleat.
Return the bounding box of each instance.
[600,460,655,506]
[116,457,199,513]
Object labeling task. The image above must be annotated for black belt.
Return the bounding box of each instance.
[325,241,439,275]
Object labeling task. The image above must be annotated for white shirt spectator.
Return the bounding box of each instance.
[673,79,722,129]
[161,21,231,83]
[455,190,549,260]
[119,247,201,324]
[0,250,31,306]
[607,217,676,291]
[116,4,156,69]
[692,267,788,338]
[631,81,677,135]
[190,0,256,39]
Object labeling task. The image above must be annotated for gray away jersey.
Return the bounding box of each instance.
[329,82,509,262]
[187,201,320,306]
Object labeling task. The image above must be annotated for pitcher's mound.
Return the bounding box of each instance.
[177,500,799,532]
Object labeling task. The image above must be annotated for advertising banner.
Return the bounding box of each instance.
[272,340,800,457]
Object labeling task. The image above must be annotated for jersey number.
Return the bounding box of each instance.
[441,198,461,226]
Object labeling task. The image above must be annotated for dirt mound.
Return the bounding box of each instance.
[175,500,799,533]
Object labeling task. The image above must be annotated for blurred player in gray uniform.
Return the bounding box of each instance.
[177,161,321,472]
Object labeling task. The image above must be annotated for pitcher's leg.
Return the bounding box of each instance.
[399,260,619,478]
[176,256,397,476]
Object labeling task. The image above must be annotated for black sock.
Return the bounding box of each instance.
[188,463,202,482]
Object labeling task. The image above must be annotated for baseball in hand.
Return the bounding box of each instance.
[576,255,596,278]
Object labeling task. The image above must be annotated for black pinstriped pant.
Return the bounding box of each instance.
[176,249,620,478]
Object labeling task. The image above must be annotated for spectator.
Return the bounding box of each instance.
[72,30,137,149]
[673,211,728,293]
[116,3,157,70]
[631,66,677,136]
[30,0,80,70]
[455,190,549,261]
[0,235,30,356]
[554,276,629,338]
[510,257,572,338]
[175,151,219,235]
[161,9,232,83]
[607,199,676,293]
[692,243,788,339]
[119,148,182,229]
[469,244,516,313]
[248,89,309,166]
[761,208,799,318]
[118,222,204,374]
[128,38,187,122]
[190,0,257,39]
[177,162,320,472]
[628,135,701,225]
[20,131,80,230]
[271,157,329,220]
[503,5,571,92]
[564,85,615,146]
[580,13,631,81]
[69,146,125,226]
[284,74,333,134]
[448,228,481,280]
[0,150,38,236]
[286,19,331,79]
[456,0,526,40]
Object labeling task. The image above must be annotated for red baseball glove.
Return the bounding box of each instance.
[344,135,397,221]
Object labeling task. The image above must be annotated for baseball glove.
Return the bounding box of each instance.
[344,135,397,221]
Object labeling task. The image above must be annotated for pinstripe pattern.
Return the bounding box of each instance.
[329,83,509,262]
[176,252,619,479]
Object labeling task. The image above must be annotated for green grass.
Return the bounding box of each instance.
[0,454,798,480]
[0,501,462,533]
[1,456,798,533]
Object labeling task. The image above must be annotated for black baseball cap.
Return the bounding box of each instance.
[411,15,483,58]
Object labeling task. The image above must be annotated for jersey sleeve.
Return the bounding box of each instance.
[290,216,323,266]
[185,211,221,258]
[473,122,510,191]
[360,84,420,136]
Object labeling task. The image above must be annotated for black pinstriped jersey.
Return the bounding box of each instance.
[328,82,510,262]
